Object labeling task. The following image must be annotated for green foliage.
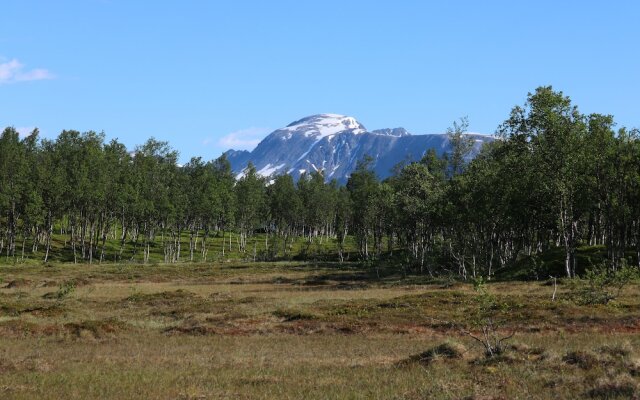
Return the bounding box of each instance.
[569,262,638,305]
[55,280,76,300]
[471,278,510,324]
[446,116,474,176]
[466,278,514,357]
[2,86,640,278]
[347,156,382,259]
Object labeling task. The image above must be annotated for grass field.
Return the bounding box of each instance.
[0,262,638,399]
[4,231,360,266]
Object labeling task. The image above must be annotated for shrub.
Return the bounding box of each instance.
[272,308,317,321]
[55,280,76,300]
[586,375,639,399]
[562,350,600,370]
[402,341,467,366]
[598,343,632,359]
[464,278,515,358]
[569,262,637,305]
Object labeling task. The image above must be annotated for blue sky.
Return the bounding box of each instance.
[2,1,639,162]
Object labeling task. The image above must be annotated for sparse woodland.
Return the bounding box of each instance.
[2,87,640,400]
[2,86,640,279]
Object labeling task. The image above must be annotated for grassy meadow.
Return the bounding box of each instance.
[0,261,639,399]
[4,230,360,266]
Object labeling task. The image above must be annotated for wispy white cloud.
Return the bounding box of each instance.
[16,126,37,138]
[212,127,271,151]
[0,125,39,138]
[0,58,54,84]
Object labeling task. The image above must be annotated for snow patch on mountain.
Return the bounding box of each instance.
[257,163,285,177]
[283,114,366,139]
[223,114,495,183]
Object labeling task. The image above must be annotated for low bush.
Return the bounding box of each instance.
[562,350,600,370]
[586,375,639,399]
[569,263,637,305]
[402,341,467,366]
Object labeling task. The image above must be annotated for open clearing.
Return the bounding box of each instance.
[0,262,639,399]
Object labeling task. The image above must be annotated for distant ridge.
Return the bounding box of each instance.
[224,114,494,182]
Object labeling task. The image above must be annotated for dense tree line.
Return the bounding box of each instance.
[1,87,639,278]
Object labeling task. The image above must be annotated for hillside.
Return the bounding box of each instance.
[225,114,494,182]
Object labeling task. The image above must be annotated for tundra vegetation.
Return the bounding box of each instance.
[0,263,638,399]
[1,87,639,399]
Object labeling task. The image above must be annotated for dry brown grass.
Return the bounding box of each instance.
[0,262,639,399]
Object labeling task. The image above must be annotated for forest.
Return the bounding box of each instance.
[1,86,639,279]
[2,87,640,399]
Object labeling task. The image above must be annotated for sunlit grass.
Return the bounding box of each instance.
[0,262,638,399]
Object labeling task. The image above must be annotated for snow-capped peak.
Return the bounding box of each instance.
[282,114,366,139]
[223,113,495,183]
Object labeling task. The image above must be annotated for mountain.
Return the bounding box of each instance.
[224,114,494,183]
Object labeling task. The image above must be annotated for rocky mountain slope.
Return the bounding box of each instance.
[224,114,493,182]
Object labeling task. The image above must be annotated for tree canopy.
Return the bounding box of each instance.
[1,87,639,279]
